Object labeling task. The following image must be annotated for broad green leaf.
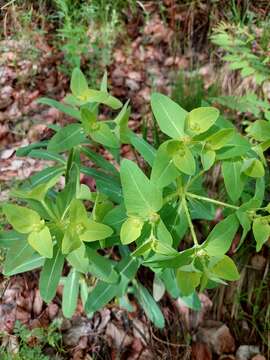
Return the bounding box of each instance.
[216,134,251,160]
[201,149,215,170]
[29,149,66,164]
[211,256,240,281]
[85,256,139,313]
[81,89,122,109]
[11,173,61,202]
[3,204,41,234]
[151,142,180,188]
[80,221,113,242]
[176,268,201,296]
[242,158,265,178]
[62,269,80,318]
[151,93,187,139]
[39,246,65,303]
[28,226,53,258]
[86,247,119,284]
[144,247,194,268]
[222,160,245,202]
[103,204,127,233]
[0,231,27,248]
[120,159,163,217]
[37,98,81,120]
[246,120,270,142]
[90,123,119,148]
[3,240,35,275]
[203,214,239,256]
[114,101,131,143]
[120,217,144,245]
[27,166,65,188]
[80,108,97,133]
[48,124,86,153]
[62,227,82,254]
[172,143,196,175]
[67,244,89,273]
[4,254,44,276]
[152,241,178,256]
[134,282,165,328]
[206,128,235,150]
[253,218,270,252]
[71,68,89,98]
[186,107,219,135]
[156,219,173,245]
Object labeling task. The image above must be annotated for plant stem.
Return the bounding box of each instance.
[186,192,239,210]
[41,201,56,220]
[182,197,199,246]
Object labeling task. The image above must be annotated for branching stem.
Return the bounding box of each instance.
[186,192,239,210]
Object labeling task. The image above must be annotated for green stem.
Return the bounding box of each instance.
[182,197,199,246]
[186,192,239,210]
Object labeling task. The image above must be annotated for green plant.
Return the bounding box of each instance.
[211,21,270,85]
[0,320,62,359]
[0,68,269,328]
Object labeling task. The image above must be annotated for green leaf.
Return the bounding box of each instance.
[62,269,80,318]
[156,219,173,245]
[144,247,194,269]
[4,254,44,276]
[134,281,165,328]
[201,149,215,170]
[222,160,245,202]
[120,217,144,245]
[151,93,187,139]
[86,247,119,284]
[80,108,97,133]
[37,98,81,120]
[216,133,251,160]
[211,256,240,281]
[120,159,163,217]
[236,210,251,249]
[39,246,65,303]
[3,204,41,234]
[3,240,35,275]
[203,214,239,256]
[81,146,118,175]
[114,101,131,143]
[28,226,53,258]
[176,268,201,296]
[206,128,235,150]
[153,274,165,301]
[151,142,180,188]
[242,158,265,178]
[81,89,122,109]
[131,239,153,257]
[186,107,219,135]
[171,143,196,175]
[48,124,86,153]
[29,149,66,164]
[0,231,27,248]
[246,120,270,142]
[71,68,89,98]
[128,131,156,166]
[67,244,89,273]
[253,218,270,252]
[62,227,82,254]
[90,123,119,148]
[80,221,113,242]
[27,166,65,187]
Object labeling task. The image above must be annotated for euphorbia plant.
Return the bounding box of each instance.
[1,68,269,327]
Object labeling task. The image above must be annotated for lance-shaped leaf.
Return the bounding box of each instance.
[201,148,215,170]
[151,93,187,139]
[81,89,122,109]
[253,217,270,252]
[203,214,239,256]
[151,142,180,189]
[90,123,119,148]
[128,131,156,166]
[114,101,131,143]
[186,107,219,135]
[3,204,41,234]
[5,254,44,276]
[11,173,61,202]
[80,107,97,134]
[80,221,113,242]
[120,217,144,245]
[3,240,35,275]
[48,124,86,153]
[37,97,81,120]
[62,226,82,254]
[39,246,65,303]
[120,159,163,217]
[29,149,66,164]
[28,226,53,258]
[246,120,270,142]
[86,247,119,283]
[222,160,245,202]
[67,243,89,273]
[62,269,80,318]
[134,281,165,328]
[71,68,89,98]
[0,231,27,248]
